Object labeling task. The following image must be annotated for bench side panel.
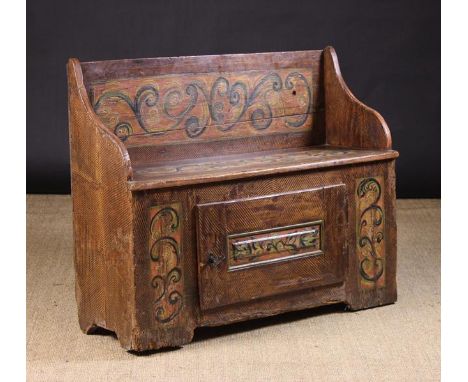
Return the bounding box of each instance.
[68,59,138,349]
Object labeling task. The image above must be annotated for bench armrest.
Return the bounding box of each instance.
[324,46,392,150]
[67,59,137,348]
[67,58,133,183]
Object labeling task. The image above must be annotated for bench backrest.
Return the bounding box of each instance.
[80,50,325,160]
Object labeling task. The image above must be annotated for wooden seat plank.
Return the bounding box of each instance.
[129,146,398,190]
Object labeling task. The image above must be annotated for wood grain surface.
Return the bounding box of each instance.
[68,47,398,351]
[129,147,398,190]
[91,68,316,144]
[196,185,347,310]
[323,46,392,149]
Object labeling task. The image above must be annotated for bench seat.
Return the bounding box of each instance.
[129,146,398,190]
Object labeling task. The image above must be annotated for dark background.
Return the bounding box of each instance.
[27,0,440,197]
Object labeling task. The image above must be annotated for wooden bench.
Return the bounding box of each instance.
[67,47,398,351]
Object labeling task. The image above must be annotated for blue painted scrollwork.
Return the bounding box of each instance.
[357,178,385,282]
[93,71,312,140]
[94,85,159,141]
[149,205,183,323]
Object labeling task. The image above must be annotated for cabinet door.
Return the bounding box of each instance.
[196,184,348,310]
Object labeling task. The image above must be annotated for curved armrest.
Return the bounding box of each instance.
[67,58,133,183]
[323,46,392,149]
[67,59,136,345]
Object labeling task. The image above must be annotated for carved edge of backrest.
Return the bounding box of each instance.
[323,46,393,150]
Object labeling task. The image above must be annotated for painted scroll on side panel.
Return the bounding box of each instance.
[149,203,183,323]
[356,177,385,289]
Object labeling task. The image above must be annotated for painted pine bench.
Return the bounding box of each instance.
[67,47,398,351]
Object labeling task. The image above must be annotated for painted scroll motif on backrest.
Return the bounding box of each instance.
[91,68,313,145]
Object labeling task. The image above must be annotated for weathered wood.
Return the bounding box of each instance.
[82,50,325,149]
[129,147,398,190]
[323,46,392,149]
[81,50,323,84]
[127,131,319,164]
[91,67,317,145]
[68,47,398,351]
[196,185,346,310]
[67,59,136,349]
